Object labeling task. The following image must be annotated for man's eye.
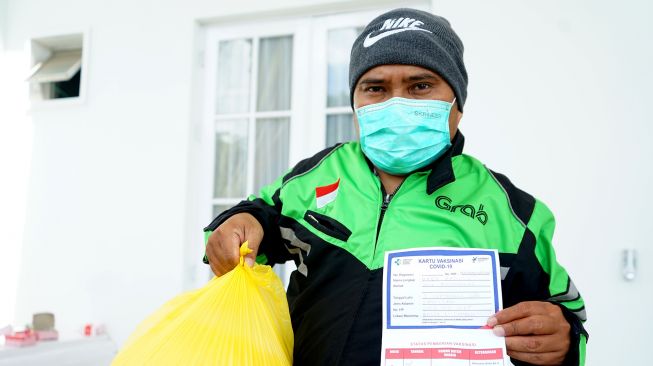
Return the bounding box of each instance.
[413,83,431,91]
[366,86,384,93]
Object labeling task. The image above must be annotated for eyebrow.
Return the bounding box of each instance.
[406,73,439,82]
[357,73,440,86]
[358,78,385,85]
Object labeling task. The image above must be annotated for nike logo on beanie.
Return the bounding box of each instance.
[363,17,432,48]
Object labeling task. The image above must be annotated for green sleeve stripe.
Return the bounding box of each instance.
[551,291,586,321]
[202,230,212,264]
[558,297,585,311]
[579,333,587,365]
[256,253,268,264]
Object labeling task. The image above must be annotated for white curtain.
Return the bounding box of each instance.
[326,28,361,107]
[213,120,248,198]
[257,36,293,112]
[254,118,290,193]
[216,39,252,114]
[326,114,357,146]
[325,27,361,145]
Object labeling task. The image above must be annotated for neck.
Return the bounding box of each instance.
[377,169,406,194]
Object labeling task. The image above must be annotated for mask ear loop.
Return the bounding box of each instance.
[451,97,457,107]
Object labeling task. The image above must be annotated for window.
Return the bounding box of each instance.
[28,49,82,99]
[27,33,86,103]
[325,27,362,146]
[210,30,296,220]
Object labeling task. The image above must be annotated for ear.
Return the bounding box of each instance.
[454,107,463,124]
[448,105,463,140]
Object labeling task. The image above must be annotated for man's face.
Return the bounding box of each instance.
[352,64,463,140]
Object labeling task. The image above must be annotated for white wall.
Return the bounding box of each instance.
[437,0,652,364]
[1,0,651,363]
[0,0,32,329]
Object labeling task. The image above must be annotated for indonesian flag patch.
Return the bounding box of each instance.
[315,178,340,209]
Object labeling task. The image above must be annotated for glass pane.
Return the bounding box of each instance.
[327,27,363,107]
[257,36,293,111]
[326,113,357,146]
[213,119,248,198]
[254,117,290,193]
[216,39,252,114]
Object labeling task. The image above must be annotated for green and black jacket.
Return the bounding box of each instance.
[204,132,588,366]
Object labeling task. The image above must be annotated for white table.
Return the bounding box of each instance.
[0,335,117,366]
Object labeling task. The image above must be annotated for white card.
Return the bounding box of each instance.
[382,247,511,366]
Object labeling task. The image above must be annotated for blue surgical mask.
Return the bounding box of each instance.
[355,97,455,175]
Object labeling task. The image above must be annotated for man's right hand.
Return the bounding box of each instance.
[206,213,264,276]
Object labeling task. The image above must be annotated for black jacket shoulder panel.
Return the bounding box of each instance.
[487,169,536,227]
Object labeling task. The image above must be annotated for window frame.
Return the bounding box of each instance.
[204,20,311,212]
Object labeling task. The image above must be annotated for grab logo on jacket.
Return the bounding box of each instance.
[435,195,488,225]
[315,178,340,208]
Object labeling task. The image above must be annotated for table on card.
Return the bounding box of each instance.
[385,347,504,365]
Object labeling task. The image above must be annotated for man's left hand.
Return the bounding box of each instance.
[487,301,570,365]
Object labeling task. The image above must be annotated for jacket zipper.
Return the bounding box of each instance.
[375,192,391,243]
[373,181,403,255]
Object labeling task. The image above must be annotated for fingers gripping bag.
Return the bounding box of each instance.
[112,242,293,366]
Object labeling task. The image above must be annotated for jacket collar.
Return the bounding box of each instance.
[426,131,464,195]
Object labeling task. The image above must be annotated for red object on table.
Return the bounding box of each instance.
[5,330,37,347]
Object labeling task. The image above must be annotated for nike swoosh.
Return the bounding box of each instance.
[363,28,432,48]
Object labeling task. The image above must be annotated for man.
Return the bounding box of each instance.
[204,8,587,366]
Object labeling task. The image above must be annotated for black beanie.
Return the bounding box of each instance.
[349,8,468,111]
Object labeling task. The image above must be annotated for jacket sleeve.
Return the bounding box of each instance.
[202,144,344,266]
[522,199,588,366]
[202,173,292,266]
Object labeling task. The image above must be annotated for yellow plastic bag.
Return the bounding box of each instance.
[112,242,293,366]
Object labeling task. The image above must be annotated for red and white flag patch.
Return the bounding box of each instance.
[315,178,340,209]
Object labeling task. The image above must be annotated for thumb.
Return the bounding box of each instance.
[242,218,262,267]
[241,240,258,267]
[243,242,258,267]
[244,256,255,267]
